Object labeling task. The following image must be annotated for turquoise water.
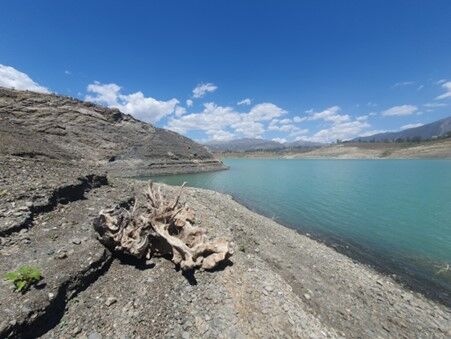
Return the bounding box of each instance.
[147,159,451,300]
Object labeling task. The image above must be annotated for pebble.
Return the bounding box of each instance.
[105,297,117,306]
[72,238,81,245]
[303,293,311,300]
[88,332,102,339]
[181,331,190,339]
[48,292,55,300]
[57,252,67,259]
[72,327,82,335]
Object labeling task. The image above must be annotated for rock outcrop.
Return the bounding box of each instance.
[0,87,225,175]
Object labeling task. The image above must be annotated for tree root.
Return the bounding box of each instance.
[93,182,233,271]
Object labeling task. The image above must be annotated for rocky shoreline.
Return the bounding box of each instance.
[0,155,450,338]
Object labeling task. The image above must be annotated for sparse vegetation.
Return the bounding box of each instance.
[4,266,43,292]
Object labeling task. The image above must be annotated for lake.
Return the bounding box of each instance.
[147,159,451,301]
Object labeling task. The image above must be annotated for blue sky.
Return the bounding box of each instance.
[1,1,451,143]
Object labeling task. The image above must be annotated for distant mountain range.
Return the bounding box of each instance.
[353,116,451,142]
[205,116,451,152]
[205,138,324,152]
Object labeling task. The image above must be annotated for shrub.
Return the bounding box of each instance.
[4,266,42,292]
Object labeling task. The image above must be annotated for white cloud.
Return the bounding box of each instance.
[186,99,193,107]
[85,81,179,123]
[166,101,286,141]
[237,98,251,105]
[0,64,49,93]
[306,120,370,143]
[381,105,418,116]
[192,83,217,98]
[208,129,235,141]
[232,120,265,137]
[279,118,292,124]
[392,81,415,88]
[174,106,186,117]
[267,118,303,134]
[247,103,287,121]
[436,79,447,85]
[356,115,369,121]
[423,102,447,108]
[167,102,240,135]
[401,123,423,130]
[308,106,351,124]
[64,70,71,75]
[298,105,372,143]
[272,138,287,143]
[293,116,307,123]
[435,81,451,100]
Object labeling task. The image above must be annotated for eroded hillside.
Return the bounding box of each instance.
[0,88,225,175]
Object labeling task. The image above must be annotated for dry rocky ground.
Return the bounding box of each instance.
[216,139,451,159]
[0,155,450,338]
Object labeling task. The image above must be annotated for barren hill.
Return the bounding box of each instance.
[0,88,225,176]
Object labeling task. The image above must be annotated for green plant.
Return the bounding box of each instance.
[4,266,42,292]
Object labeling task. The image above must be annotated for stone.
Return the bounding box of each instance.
[57,252,67,259]
[72,327,82,336]
[88,332,102,339]
[105,297,117,307]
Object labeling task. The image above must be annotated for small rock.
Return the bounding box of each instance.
[72,238,81,245]
[88,332,102,339]
[181,331,190,339]
[105,297,117,306]
[57,252,67,259]
[72,327,82,336]
[48,292,55,300]
[264,285,273,292]
[0,320,8,333]
[303,293,311,300]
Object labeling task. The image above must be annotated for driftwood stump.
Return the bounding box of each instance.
[93,182,233,271]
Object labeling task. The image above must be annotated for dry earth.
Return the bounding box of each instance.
[0,155,450,338]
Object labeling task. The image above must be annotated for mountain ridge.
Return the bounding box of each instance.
[353,116,451,142]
